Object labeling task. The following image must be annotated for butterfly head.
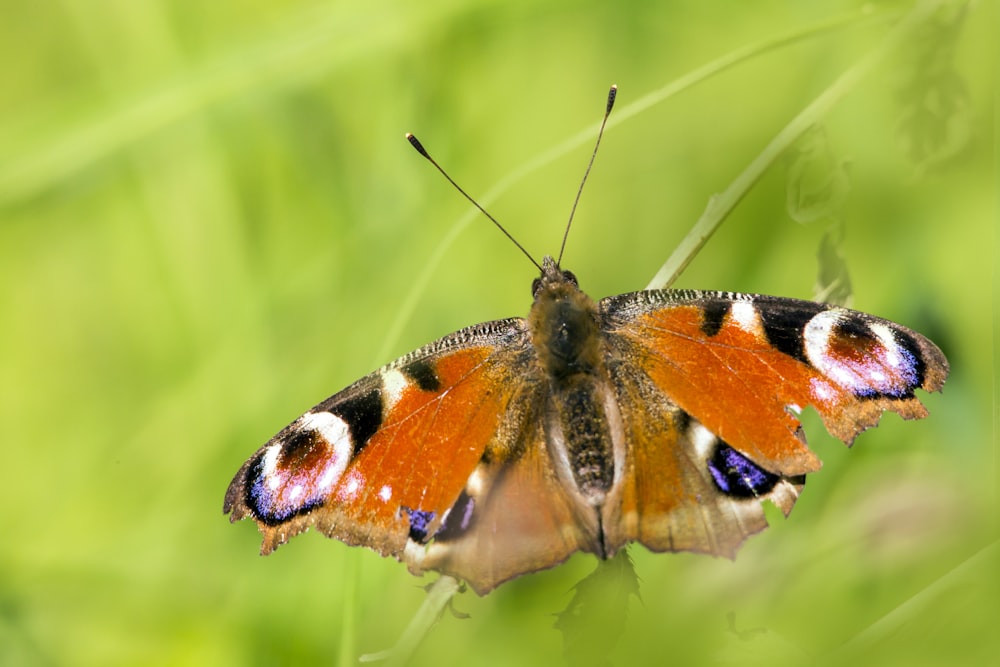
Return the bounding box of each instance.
[532,256,579,299]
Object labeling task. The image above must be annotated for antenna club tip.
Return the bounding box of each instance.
[406,133,430,158]
[606,85,618,113]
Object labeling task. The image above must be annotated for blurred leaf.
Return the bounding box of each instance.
[785,126,853,305]
[814,228,853,306]
[554,550,640,667]
[785,125,851,226]
[894,2,973,171]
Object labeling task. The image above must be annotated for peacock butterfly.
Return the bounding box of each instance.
[224,86,949,594]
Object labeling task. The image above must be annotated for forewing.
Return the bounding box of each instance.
[601,290,948,477]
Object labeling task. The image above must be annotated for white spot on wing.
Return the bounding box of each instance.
[869,322,902,368]
[810,377,838,404]
[301,411,351,447]
[379,484,392,502]
[261,444,282,490]
[730,301,760,334]
[381,368,409,410]
[688,420,718,460]
[339,469,363,500]
[804,309,838,363]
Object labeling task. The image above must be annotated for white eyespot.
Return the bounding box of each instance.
[804,309,839,361]
[869,322,903,368]
[301,411,350,449]
[300,411,353,491]
[317,465,339,491]
[378,484,393,502]
[804,310,869,389]
[261,443,282,491]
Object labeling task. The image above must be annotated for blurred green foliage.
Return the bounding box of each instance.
[0,1,994,665]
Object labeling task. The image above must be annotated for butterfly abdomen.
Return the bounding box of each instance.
[552,376,615,497]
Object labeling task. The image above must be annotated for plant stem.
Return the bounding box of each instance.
[357,575,461,665]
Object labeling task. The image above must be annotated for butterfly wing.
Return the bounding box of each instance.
[224,316,600,594]
[226,286,949,589]
[601,366,806,558]
[599,290,948,556]
[224,319,530,555]
[415,415,605,593]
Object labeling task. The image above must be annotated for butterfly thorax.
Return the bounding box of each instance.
[529,257,621,505]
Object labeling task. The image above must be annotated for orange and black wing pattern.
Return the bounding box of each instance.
[600,290,948,557]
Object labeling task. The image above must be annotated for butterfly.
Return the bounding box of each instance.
[224,86,949,595]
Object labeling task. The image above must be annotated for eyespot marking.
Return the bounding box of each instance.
[707,442,780,498]
[245,411,353,525]
[805,310,922,400]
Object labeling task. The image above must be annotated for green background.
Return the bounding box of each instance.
[1,1,994,665]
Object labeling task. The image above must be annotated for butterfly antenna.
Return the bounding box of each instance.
[556,84,617,267]
[406,133,543,273]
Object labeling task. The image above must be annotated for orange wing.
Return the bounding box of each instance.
[226,288,949,590]
[224,316,602,593]
[600,290,947,556]
[225,319,529,557]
